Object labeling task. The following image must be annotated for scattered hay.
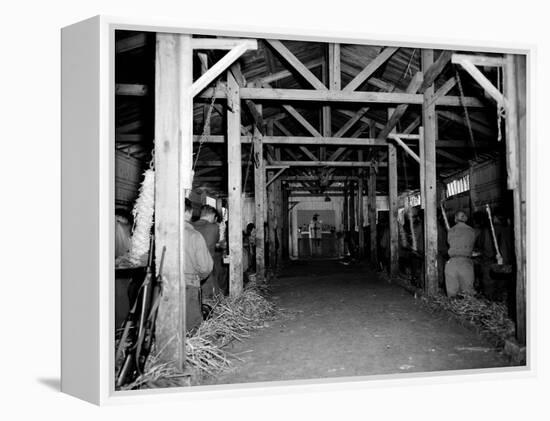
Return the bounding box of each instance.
[421,293,515,346]
[120,281,277,390]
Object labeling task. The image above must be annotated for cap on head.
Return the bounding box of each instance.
[200,204,217,219]
[454,210,468,223]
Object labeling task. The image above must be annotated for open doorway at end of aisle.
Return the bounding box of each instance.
[296,210,338,259]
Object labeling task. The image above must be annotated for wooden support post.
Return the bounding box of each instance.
[343,185,349,234]
[227,71,243,297]
[291,204,299,258]
[368,164,378,266]
[282,184,290,260]
[154,33,191,370]
[358,173,365,259]
[388,143,399,278]
[274,148,283,268]
[253,126,265,283]
[266,121,279,271]
[349,179,356,252]
[504,54,526,345]
[422,49,439,295]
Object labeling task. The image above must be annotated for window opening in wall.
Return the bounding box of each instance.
[446,174,470,198]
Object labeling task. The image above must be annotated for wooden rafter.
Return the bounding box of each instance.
[453,54,507,107]
[418,50,453,94]
[115,83,148,96]
[438,110,493,136]
[191,42,256,97]
[191,135,490,151]
[230,63,264,132]
[191,38,257,50]
[283,147,301,161]
[334,107,370,137]
[452,54,504,67]
[280,103,322,136]
[201,81,483,107]
[343,47,399,92]
[253,58,324,86]
[116,33,147,53]
[265,39,327,90]
[378,72,424,139]
[392,135,420,163]
[273,120,292,136]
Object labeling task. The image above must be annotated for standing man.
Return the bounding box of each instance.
[193,204,220,299]
[309,214,322,257]
[445,210,476,297]
[184,199,213,331]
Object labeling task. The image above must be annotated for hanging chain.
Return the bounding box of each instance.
[496,66,506,142]
[455,68,478,160]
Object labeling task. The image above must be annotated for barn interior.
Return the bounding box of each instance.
[114,30,527,388]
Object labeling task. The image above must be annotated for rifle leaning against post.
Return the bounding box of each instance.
[136,246,166,373]
[115,235,155,388]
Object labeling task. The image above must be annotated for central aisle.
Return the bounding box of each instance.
[202,261,512,386]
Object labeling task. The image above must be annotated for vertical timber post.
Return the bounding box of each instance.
[343,184,349,256]
[422,49,438,295]
[504,54,527,345]
[154,33,191,370]
[266,121,278,272]
[292,202,299,258]
[274,146,283,268]
[253,125,265,283]
[282,183,290,260]
[227,71,243,297]
[358,173,365,258]
[368,163,378,267]
[388,143,399,278]
[349,179,356,254]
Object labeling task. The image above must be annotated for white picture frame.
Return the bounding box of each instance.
[61,14,533,406]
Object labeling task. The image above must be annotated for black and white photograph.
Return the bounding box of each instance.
[112,29,527,391]
[4,0,549,418]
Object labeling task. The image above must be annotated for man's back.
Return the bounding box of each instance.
[447,222,476,257]
[193,219,219,257]
[184,221,213,285]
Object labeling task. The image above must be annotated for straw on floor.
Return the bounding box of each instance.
[120,281,276,390]
[421,293,515,345]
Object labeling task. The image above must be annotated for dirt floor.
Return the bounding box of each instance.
[202,260,514,386]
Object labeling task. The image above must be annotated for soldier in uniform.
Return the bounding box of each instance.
[445,210,476,297]
[184,199,213,330]
[192,205,220,299]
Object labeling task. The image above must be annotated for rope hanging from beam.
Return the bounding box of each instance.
[192,81,223,174]
[455,68,479,160]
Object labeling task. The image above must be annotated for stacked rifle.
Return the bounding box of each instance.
[115,236,165,388]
